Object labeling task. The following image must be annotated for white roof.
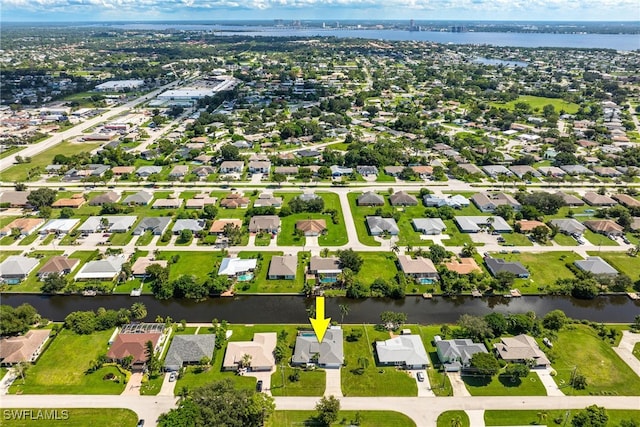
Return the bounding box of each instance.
[78,216,137,232]
[0,256,39,277]
[455,216,512,232]
[75,255,126,280]
[40,218,80,233]
[375,335,429,366]
[218,258,257,276]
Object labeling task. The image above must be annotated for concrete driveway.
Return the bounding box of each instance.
[0,369,16,395]
[447,372,471,396]
[122,372,143,395]
[535,368,564,396]
[613,331,640,376]
[244,369,272,395]
[324,368,342,397]
[158,373,177,397]
[408,369,435,397]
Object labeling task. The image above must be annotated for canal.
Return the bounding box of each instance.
[1,294,639,323]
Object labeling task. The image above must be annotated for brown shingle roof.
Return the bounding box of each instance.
[37,256,80,276]
[107,333,161,364]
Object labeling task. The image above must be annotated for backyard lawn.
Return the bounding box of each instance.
[5,251,65,293]
[354,252,399,287]
[2,140,102,182]
[462,371,547,396]
[266,410,416,427]
[9,329,126,395]
[489,251,581,292]
[235,251,306,293]
[587,251,640,280]
[437,411,470,427]
[2,408,138,427]
[550,324,640,395]
[484,409,640,426]
[341,325,417,397]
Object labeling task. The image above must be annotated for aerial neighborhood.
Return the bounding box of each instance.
[0,21,639,427]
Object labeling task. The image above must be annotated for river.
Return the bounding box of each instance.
[105,24,640,51]
[1,294,638,323]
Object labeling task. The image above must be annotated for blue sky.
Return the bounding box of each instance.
[1,0,639,22]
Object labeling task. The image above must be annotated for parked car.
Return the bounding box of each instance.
[169,372,177,382]
[137,420,145,427]
[417,372,425,382]
[256,380,263,392]
[542,337,553,348]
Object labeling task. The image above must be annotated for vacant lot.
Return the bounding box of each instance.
[437,411,469,427]
[266,410,416,427]
[550,324,640,395]
[491,95,580,114]
[9,329,126,395]
[484,409,640,426]
[156,251,223,281]
[462,371,546,396]
[354,252,399,287]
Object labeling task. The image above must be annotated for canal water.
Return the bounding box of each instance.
[1,294,638,323]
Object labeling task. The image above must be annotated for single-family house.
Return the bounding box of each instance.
[135,166,163,177]
[550,218,586,236]
[0,256,39,284]
[253,194,283,208]
[423,194,470,209]
[78,216,137,234]
[412,218,446,235]
[560,165,593,176]
[107,331,162,370]
[538,166,566,177]
[612,194,640,208]
[220,194,250,209]
[164,335,216,372]
[192,166,216,179]
[375,334,429,369]
[584,220,624,237]
[222,333,277,371]
[410,165,433,178]
[356,165,379,177]
[330,165,353,177]
[366,216,399,236]
[444,258,482,275]
[309,256,341,283]
[494,334,550,367]
[397,255,438,283]
[516,220,548,233]
[248,161,271,174]
[574,256,618,276]
[209,219,243,235]
[52,194,86,208]
[482,165,512,178]
[39,218,80,235]
[169,165,189,179]
[0,191,30,208]
[296,219,327,236]
[0,330,51,366]
[75,255,126,281]
[455,216,512,233]
[484,256,529,278]
[111,166,135,176]
[357,192,384,206]
[554,192,585,207]
[389,191,418,206]
[384,165,404,177]
[249,215,280,233]
[37,256,80,279]
[218,258,257,277]
[132,217,172,236]
[131,257,168,278]
[219,161,244,174]
[268,255,297,280]
[471,193,521,213]
[292,327,344,368]
[435,337,488,372]
[583,192,617,207]
[89,191,120,206]
[123,190,153,206]
[172,219,205,234]
[0,218,44,237]
[152,198,182,209]
[509,165,541,179]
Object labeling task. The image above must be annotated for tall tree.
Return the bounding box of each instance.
[315,395,340,427]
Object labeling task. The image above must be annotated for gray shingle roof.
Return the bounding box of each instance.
[164,335,216,371]
[292,328,343,366]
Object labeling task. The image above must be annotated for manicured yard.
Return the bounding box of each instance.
[0,250,22,262]
[5,251,65,293]
[135,230,155,246]
[500,232,533,246]
[9,329,127,395]
[416,325,453,396]
[583,229,619,246]
[270,366,326,396]
[3,140,103,182]
[484,409,640,426]
[354,252,399,287]
[550,324,640,395]
[234,251,305,293]
[442,220,474,246]
[633,342,640,361]
[462,371,546,396]
[341,325,417,397]
[437,411,470,427]
[489,251,581,293]
[17,232,42,246]
[2,408,138,427]
[587,251,640,280]
[553,232,578,246]
[266,410,416,427]
[140,374,164,396]
[254,232,273,246]
[491,95,580,114]
[156,251,224,281]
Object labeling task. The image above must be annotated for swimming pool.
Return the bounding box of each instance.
[237,273,254,282]
[419,278,435,285]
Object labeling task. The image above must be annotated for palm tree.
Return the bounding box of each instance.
[391,244,400,254]
[320,248,330,258]
[450,416,463,427]
[339,304,350,324]
[461,243,477,258]
[405,243,413,254]
[537,411,548,425]
[240,353,252,369]
[14,361,28,384]
[130,303,147,320]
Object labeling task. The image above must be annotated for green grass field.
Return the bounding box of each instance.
[583,230,619,246]
[553,233,578,246]
[633,342,640,361]
[462,371,547,396]
[489,251,581,292]
[270,366,326,396]
[550,324,640,395]
[500,232,533,246]
[341,325,417,397]
[491,95,580,115]
[587,251,640,280]
[9,329,126,395]
[354,252,399,287]
[2,140,102,182]
[266,410,415,427]
[347,192,383,246]
[1,408,138,427]
[236,251,305,293]
[156,251,223,281]
[484,409,640,426]
[437,411,470,427]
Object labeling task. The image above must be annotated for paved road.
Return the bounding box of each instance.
[2,394,639,427]
[0,80,182,173]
